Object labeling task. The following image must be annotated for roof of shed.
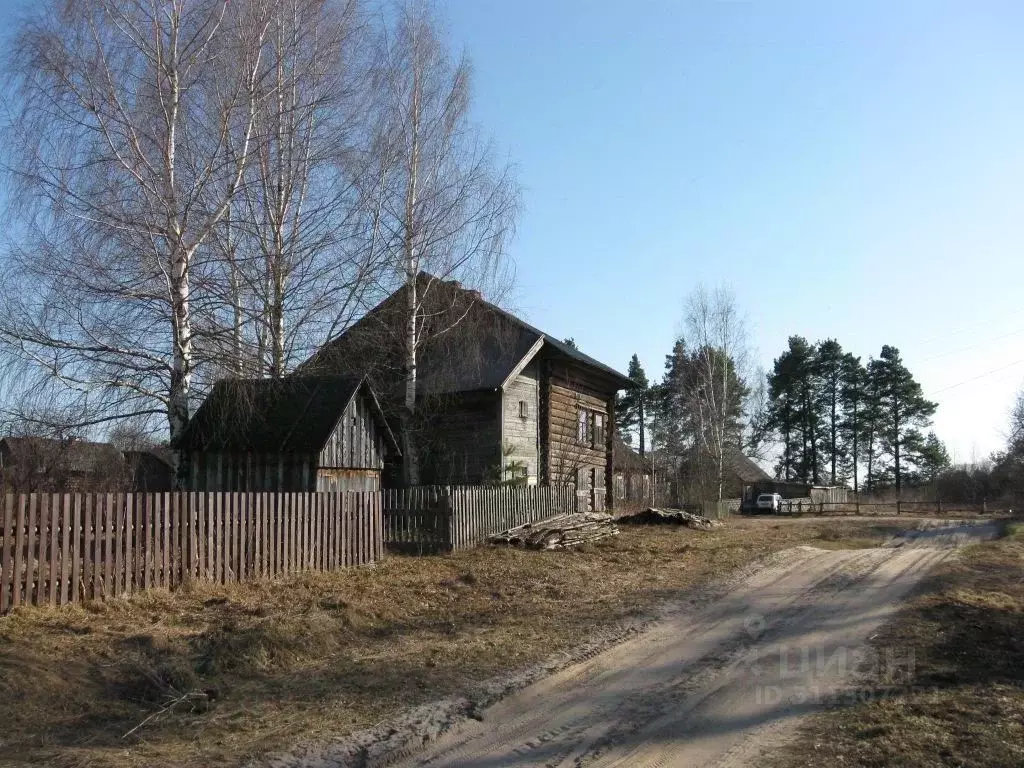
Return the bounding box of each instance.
[724,451,772,483]
[0,436,124,473]
[175,375,397,454]
[302,274,633,399]
[613,434,652,473]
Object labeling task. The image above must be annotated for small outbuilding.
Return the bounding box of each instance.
[612,434,652,504]
[176,375,398,493]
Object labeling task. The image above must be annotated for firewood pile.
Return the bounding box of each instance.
[622,507,724,531]
[488,513,619,550]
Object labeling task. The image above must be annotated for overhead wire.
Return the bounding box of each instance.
[927,358,1024,396]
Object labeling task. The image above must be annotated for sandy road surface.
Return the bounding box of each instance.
[391,520,997,768]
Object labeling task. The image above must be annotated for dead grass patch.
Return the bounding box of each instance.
[772,519,1024,768]
[0,517,896,768]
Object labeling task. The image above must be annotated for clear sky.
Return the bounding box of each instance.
[0,1,1021,462]
[437,0,1024,463]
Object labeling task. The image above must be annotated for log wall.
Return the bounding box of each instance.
[418,391,502,485]
[542,358,618,510]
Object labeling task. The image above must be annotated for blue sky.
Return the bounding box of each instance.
[438,0,1024,462]
[0,1,1020,461]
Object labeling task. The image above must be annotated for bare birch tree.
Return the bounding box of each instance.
[683,285,750,501]
[0,0,273,446]
[199,0,387,380]
[367,0,519,483]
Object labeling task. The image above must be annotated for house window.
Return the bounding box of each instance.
[593,412,605,449]
[519,400,529,419]
[577,409,588,442]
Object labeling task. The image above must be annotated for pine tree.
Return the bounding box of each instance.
[863,357,885,491]
[870,345,937,492]
[915,431,950,484]
[839,353,867,492]
[767,336,819,482]
[815,339,846,484]
[649,338,688,458]
[616,354,650,454]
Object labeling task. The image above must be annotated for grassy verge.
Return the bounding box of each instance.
[773,520,1024,768]
[0,517,897,768]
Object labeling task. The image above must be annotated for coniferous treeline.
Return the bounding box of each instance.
[615,336,950,495]
[767,338,946,491]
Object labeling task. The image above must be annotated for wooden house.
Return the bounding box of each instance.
[176,375,399,492]
[613,434,653,505]
[123,449,174,492]
[301,276,634,510]
[0,437,128,492]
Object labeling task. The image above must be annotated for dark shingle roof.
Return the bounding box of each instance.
[175,375,396,454]
[0,437,124,473]
[724,451,772,483]
[613,434,652,473]
[302,274,633,400]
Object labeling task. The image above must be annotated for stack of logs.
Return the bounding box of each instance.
[623,508,724,531]
[488,513,619,550]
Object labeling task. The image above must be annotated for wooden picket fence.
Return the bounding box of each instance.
[383,485,580,553]
[0,491,383,614]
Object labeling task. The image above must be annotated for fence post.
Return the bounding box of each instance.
[896,500,901,516]
[937,499,942,515]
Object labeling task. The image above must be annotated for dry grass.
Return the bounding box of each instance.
[773,520,1024,768]
[0,517,897,768]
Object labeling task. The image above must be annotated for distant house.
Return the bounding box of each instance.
[724,452,772,491]
[123,450,174,492]
[612,434,652,504]
[176,375,399,492]
[0,437,128,492]
[302,276,634,510]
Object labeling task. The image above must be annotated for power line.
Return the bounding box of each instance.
[914,306,1024,347]
[928,358,1024,396]
[919,326,1024,363]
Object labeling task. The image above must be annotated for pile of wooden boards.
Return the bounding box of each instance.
[488,513,619,550]
[623,507,724,531]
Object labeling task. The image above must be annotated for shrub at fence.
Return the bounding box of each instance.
[0,491,383,614]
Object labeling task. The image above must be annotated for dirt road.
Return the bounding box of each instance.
[390,520,997,768]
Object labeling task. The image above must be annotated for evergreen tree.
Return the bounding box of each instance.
[869,345,937,491]
[815,339,846,484]
[562,337,578,350]
[615,354,650,454]
[863,356,885,490]
[915,431,950,484]
[649,338,688,458]
[767,336,819,482]
[838,353,867,492]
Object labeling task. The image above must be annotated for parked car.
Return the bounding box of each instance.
[755,493,783,513]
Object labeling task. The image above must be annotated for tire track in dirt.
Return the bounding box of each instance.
[388,521,997,768]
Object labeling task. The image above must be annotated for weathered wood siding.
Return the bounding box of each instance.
[188,388,389,494]
[187,452,318,492]
[419,391,502,485]
[382,484,579,553]
[541,358,617,510]
[501,361,539,484]
[319,391,387,471]
[0,491,384,613]
[316,469,380,492]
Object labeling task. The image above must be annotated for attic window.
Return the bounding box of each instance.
[519,400,529,419]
